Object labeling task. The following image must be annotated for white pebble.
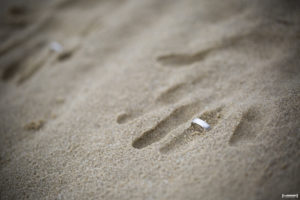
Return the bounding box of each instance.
[192,118,210,130]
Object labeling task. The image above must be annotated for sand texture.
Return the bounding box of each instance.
[0,0,300,199]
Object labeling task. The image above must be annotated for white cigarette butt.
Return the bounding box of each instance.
[192,118,210,130]
[50,41,63,53]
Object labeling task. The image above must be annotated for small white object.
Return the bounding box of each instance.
[192,118,210,130]
[49,41,63,53]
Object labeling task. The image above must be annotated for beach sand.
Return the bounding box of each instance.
[0,0,299,199]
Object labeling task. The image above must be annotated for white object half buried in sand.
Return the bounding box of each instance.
[192,118,210,130]
[49,41,63,53]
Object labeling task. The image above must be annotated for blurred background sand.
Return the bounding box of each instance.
[0,0,299,199]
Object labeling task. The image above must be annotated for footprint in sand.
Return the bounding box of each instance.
[122,41,243,149]
[156,31,261,68]
[132,101,203,149]
[55,37,81,62]
[156,48,214,67]
[116,113,131,124]
[55,0,100,10]
[117,62,218,151]
[116,110,143,124]
[1,40,45,82]
[159,106,223,153]
[116,80,201,124]
[6,4,30,28]
[117,41,228,124]
[130,33,257,150]
[117,70,214,125]
[229,107,261,146]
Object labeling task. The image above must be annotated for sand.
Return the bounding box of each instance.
[0,0,299,199]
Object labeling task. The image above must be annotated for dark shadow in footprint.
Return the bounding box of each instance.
[6,4,30,28]
[55,0,101,10]
[157,48,214,67]
[156,31,269,68]
[57,51,73,61]
[8,5,27,16]
[229,107,260,146]
[116,108,144,124]
[159,106,223,153]
[1,58,22,81]
[117,113,132,124]
[1,40,45,82]
[159,125,200,154]
[132,101,202,149]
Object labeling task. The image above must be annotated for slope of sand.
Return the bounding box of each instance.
[0,0,299,199]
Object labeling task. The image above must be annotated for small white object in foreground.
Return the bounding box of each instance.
[49,41,63,53]
[192,118,210,130]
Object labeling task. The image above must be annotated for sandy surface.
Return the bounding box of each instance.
[0,0,300,199]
